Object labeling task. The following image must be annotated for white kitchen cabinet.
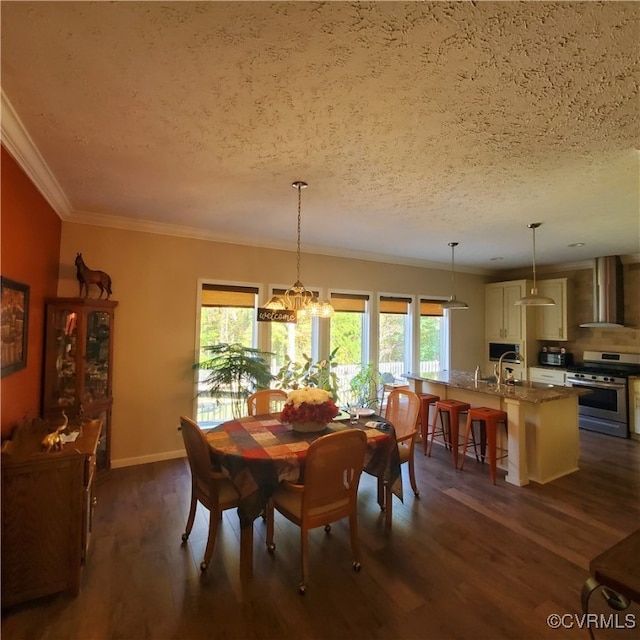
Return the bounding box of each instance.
[536,278,568,341]
[485,280,528,342]
[528,366,567,386]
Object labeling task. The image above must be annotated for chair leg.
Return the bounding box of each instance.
[487,421,498,485]
[421,411,429,456]
[299,526,309,594]
[407,444,419,497]
[460,413,472,471]
[349,511,361,572]
[466,420,481,463]
[266,500,275,551]
[201,508,220,572]
[181,491,198,541]
[477,421,486,462]
[427,411,438,456]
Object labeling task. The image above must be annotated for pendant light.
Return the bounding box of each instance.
[515,222,555,306]
[441,242,469,310]
[263,181,334,318]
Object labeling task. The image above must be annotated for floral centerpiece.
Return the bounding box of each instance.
[280,387,339,433]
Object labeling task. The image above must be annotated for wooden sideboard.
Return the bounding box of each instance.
[1,418,100,608]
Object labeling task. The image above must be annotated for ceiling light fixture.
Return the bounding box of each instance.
[440,242,469,310]
[263,181,334,318]
[515,222,555,306]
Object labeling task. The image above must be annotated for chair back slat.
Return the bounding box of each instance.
[303,430,367,514]
[247,389,288,416]
[384,388,420,439]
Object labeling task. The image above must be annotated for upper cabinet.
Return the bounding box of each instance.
[485,280,528,342]
[42,298,118,473]
[535,278,568,341]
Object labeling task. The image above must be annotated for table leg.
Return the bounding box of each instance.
[384,482,392,527]
[240,522,253,579]
[377,476,385,510]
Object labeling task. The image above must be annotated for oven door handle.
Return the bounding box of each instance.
[567,379,626,390]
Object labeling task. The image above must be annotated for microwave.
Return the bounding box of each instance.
[539,351,574,367]
[489,342,522,363]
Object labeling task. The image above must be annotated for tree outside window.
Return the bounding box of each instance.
[197,284,258,423]
[329,293,369,403]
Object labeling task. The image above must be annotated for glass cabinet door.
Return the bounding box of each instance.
[83,310,111,405]
[48,306,79,411]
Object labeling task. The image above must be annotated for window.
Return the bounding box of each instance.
[329,292,370,403]
[378,296,412,382]
[196,283,259,424]
[419,299,444,374]
[268,288,317,373]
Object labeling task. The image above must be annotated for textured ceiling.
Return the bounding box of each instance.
[1,1,639,271]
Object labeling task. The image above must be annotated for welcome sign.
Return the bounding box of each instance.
[257,308,297,323]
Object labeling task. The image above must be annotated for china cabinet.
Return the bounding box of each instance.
[535,278,568,341]
[1,418,100,608]
[485,280,529,342]
[42,298,117,473]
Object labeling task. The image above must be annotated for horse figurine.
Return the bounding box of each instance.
[75,253,112,299]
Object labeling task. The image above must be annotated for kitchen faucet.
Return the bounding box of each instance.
[494,351,523,385]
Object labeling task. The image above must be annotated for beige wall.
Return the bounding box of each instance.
[59,223,486,467]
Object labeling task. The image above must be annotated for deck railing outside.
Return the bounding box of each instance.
[196,360,440,425]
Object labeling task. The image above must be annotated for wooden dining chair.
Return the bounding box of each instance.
[247,389,288,416]
[179,416,240,572]
[383,387,421,497]
[265,429,367,594]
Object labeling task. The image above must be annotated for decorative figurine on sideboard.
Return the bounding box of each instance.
[41,410,68,453]
[75,253,112,299]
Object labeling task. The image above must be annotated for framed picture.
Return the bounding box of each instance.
[1,277,29,377]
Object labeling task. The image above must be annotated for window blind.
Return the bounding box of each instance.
[201,284,259,308]
[379,296,412,314]
[330,292,370,313]
[420,299,444,317]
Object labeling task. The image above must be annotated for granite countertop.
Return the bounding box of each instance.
[404,370,590,404]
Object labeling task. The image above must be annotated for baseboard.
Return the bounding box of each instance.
[111,449,186,469]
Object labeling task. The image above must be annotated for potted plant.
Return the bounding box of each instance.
[194,343,274,419]
[349,363,382,411]
[274,348,340,403]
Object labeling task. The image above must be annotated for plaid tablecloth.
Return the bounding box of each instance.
[205,415,402,526]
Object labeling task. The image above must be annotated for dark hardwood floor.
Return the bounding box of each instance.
[3,429,639,640]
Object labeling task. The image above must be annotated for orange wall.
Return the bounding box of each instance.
[1,145,61,438]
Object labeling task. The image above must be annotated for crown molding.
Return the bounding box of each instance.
[1,89,71,216]
[66,208,491,275]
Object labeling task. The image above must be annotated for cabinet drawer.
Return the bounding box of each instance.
[529,367,566,385]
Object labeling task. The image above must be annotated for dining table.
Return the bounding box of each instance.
[204,412,403,578]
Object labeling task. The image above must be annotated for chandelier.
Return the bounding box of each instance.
[440,242,469,310]
[515,222,555,306]
[263,181,334,318]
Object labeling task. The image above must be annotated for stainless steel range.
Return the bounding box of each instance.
[566,351,640,438]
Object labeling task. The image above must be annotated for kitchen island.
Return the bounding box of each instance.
[405,371,588,486]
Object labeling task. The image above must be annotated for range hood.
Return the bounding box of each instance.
[580,256,626,328]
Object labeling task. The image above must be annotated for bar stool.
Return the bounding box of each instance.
[460,407,508,484]
[427,399,470,468]
[418,393,440,455]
